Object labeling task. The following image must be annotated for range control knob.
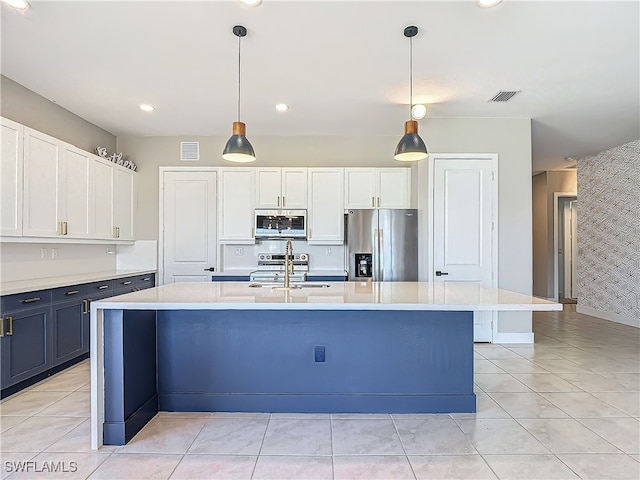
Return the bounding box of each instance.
[258,254,265,260]
[299,254,308,261]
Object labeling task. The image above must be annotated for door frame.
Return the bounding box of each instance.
[553,192,577,302]
[427,153,499,341]
[158,166,219,286]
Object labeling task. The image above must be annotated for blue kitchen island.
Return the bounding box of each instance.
[90,281,561,448]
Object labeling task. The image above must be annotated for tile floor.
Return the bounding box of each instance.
[1,305,638,479]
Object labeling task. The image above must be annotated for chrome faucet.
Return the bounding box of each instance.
[284,239,294,288]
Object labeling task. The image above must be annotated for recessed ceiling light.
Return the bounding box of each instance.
[275,104,289,112]
[477,0,503,8]
[2,0,30,11]
[139,104,155,112]
[411,104,427,120]
[239,0,262,7]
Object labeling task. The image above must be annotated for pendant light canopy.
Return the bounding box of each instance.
[394,26,428,162]
[223,25,256,163]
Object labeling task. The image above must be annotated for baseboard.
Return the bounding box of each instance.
[492,332,534,344]
[576,305,639,328]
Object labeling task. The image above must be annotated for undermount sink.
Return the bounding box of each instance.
[248,283,330,289]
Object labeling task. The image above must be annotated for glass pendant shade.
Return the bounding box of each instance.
[222,121,255,163]
[394,120,428,161]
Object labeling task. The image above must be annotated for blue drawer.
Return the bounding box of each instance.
[1,289,52,314]
[51,284,87,303]
[135,274,155,289]
[113,276,137,292]
[85,280,115,298]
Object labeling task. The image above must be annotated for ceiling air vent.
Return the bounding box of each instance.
[180,142,199,161]
[489,90,520,102]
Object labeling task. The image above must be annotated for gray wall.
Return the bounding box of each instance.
[1,75,116,152]
[577,140,640,326]
[531,170,577,298]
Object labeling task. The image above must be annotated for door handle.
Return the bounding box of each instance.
[83,299,90,314]
[203,267,215,272]
[435,271,449,276]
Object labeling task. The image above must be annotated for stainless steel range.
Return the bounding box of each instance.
[249,253,309,282]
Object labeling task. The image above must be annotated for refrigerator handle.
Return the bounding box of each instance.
[378,229,384,281]
[373,228,379,281]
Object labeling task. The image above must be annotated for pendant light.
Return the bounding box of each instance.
[394,26,428,162]
[223,25,256,163]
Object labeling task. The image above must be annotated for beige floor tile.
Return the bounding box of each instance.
[187,417,268,455]
[116,417,206,454]
[578,417,640,455]
[394,416,476,455]
[45,419,116,453]
[489,392,570,419]
[409,455,497,480]
[332,418,404,455]
[474,359,505,374]
[472,347,522,360]
[0,453,38,480]
[455,418,549,455]
[270,413,330,419]
[156,412,213,419]
[8,451,110,479]
[0,391,71,416]
[529,358,593,374]
[482,454,579,479]
[252,455,333,480]
[512,373,584,392]
[0,416,84,453]
[260,418,331,456]
[29,370,89,392]
[541,392,628,417]
[210,412,270,419]
[591,391,640,416]
[558,453,640,480]
[170,454,256,480]
[35,391,90,417]
[600,373,640,390]
[331,413,391,419]
[0,416,29,433]
[557,372,633,392]
[473,374,532,393]
[87,453,181,480]
[449,393,510,420]
[488,359,549,374]
[518,418,622,454]
[333,455,414,480]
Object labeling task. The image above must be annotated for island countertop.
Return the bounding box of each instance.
[92,281,561,312]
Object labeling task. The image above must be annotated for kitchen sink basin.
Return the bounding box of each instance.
[248,283,330,289]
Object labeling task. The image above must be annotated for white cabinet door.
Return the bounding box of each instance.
[308,168,344,245]
[219,168,255,243]
[344,168,376,209]
[62,145,92,238]
[378,168,410,209]
[162,171,217,284]
[255,168,281,208]
[23,128,62,237]
[92,156,115,239]
[114,167,136,241]
[282,168,307,208]
[1,118,23,236]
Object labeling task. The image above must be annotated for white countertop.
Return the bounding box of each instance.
[93,281,562,312]
[215,270,348,277]
[0,269,157,296]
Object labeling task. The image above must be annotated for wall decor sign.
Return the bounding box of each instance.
[96,147,137,171]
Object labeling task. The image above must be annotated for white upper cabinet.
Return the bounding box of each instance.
[219,167,255,244]
[1,118,23,236]
[344,167,410,209]
[307,168,344,245]
[61,145,92,238]
[255,167,307,209]
[92,157,115,240]
[114,167,136,241]
[22,128,62,237]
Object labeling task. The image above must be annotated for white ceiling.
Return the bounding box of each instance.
[2,0,638,173]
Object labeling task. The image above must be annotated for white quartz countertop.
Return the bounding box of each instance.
[92,281,562,312]
[0,269,157,296]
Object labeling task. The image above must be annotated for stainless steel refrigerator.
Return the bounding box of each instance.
[346,209,418,281]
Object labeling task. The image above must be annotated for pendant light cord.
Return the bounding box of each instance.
[409,34,413,120]
[237,34,241,123]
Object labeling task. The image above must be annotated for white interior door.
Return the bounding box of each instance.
[433,158,496,342]
[162,171,217,284]
[564,200,578,299]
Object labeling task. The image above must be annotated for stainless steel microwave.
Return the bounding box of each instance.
[254,209,307,239]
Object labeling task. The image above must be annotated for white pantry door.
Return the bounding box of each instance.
[162,171,217,284]
[433,157,496,342]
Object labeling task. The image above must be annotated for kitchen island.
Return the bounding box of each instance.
[90,281,561,448]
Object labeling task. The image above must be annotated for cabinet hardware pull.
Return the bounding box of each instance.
[372,197,375,207]
[118,226,121,238]
[435,271,449,277]
[282,196,285,206]
[98,285,109,290]
[377,197,380,208]
[83,299,90,314]
[113,227,118,238]
[0,318,4,337]
[22,297,41,303]
[142,277,150,281]
[251,227,254,238]
[64,221,68,235]
[277,196,280,207]
[122,281,132,285]
[65,290,79,295]
[203,267,215,272]
[58,221,63,235]
[7,317,13,336]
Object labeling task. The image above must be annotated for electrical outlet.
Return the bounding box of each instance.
[40,248,48,260]
[106,247,115,256]
[325,247,331,256]
[51,248,58,259]
[235,247,244,256]
[314,346,326,363]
